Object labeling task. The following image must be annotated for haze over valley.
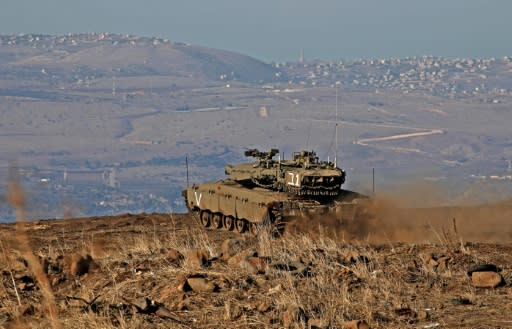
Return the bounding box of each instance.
[1,33,512,220]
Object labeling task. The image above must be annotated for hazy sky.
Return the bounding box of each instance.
[1,0,511,62]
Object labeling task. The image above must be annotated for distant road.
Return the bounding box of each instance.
[354,128,444,153]
[281,117,444,154]
[175,106,249,113]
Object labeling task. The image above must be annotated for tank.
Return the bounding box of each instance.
[182,148,369,234]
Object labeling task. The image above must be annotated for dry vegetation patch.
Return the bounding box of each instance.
[0,210,511,328]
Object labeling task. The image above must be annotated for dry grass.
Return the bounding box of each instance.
[6,164,62,329]
[0,194,511,328]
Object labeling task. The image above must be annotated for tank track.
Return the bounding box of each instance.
[184,191,370,236]
[188,205,286,236]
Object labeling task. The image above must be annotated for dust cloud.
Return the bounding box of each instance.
[286,181,512,243]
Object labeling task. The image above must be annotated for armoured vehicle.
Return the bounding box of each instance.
[182,148,369,234]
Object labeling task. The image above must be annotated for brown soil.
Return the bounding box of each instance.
[1,209,511,328]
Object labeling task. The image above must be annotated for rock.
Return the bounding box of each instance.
[226,249,266,274]
[132,297,176,319]
[186,276,218,293]
[132,297,159,313]
[165,248,184,266]
[186,249,210,269]
[220,238,248,260]
[308,318,329,329]
[343,320,370,329]
[241,256,269,274]
[283,305,307,328]
[227,249,258,268]
[132,297,151,311]
[471,271,503,288]
[154,306,175,319]
[64,254,99,276]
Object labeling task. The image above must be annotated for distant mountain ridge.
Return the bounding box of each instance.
[0,33,284,83]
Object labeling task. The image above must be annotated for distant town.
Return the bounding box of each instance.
[281,55,511,103]
[1,33,511,102]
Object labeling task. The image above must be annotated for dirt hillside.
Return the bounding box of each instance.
[1,206,512,328]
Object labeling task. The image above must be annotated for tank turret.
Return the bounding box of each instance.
[224,148,345,199]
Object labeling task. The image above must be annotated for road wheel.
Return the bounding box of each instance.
[200,210,211,228]
[212,213,223,229]
[235,219,247,233]
[224,216,235,231]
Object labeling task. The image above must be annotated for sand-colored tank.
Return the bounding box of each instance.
[182,149,369,234]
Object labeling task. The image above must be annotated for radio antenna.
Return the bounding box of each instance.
[185,155,189,187]
[335,81,340,167]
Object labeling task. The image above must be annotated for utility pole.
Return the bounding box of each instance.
[186,155,189,187]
